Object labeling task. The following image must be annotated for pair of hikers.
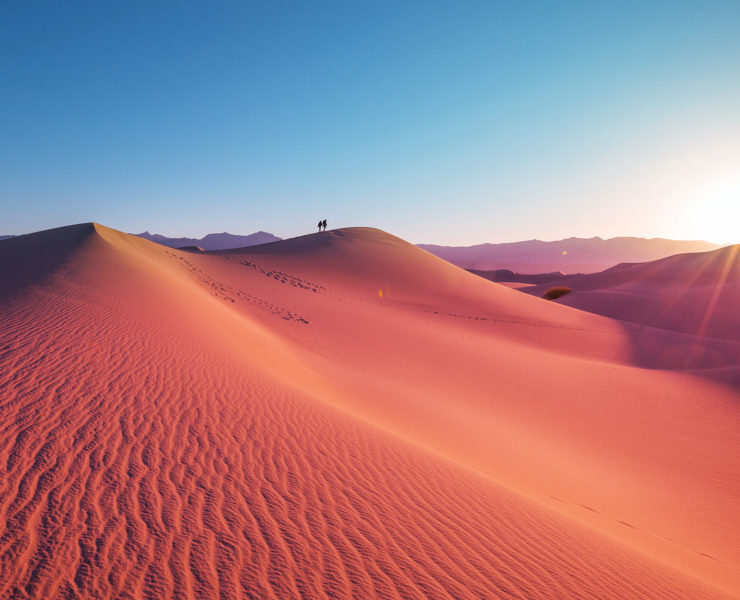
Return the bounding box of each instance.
[317,219,327,232]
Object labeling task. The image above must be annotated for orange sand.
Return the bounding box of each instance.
[0,224,738,599]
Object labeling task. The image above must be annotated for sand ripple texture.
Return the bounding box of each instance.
[0,224,736,599]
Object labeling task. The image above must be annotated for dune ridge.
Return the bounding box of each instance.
[1,223,738,599]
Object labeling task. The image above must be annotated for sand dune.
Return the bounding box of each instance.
[1,224,738,599]
[521,245,740,344]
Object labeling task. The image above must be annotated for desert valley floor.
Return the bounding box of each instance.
[0,224,738,599]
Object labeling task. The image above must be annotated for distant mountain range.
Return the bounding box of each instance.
[133,231,282,250]
[418,236,723,274]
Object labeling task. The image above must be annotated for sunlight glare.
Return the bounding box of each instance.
[678,174,740,244]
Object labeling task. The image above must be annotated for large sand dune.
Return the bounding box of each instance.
[1,224,738,599]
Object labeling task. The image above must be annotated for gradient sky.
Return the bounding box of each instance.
[2,1,739,244]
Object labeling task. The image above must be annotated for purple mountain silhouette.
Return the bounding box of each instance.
[134,231,281,251]
[418,236,722,274]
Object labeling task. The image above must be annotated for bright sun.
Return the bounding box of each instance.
[677,174,740,244]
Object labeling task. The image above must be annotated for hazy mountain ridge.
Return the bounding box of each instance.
[418,236,723,274]
[0,235,15,242]
[134,230,282,250]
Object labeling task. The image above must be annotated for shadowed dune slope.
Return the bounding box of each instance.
[521,244,740,342]
[1,224,738,599]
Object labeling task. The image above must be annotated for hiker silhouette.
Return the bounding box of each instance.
[317,220,322,232]
[322,219,327,231]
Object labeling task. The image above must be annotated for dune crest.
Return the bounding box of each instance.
[1,223,738,599]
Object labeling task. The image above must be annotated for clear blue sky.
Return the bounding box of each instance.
[2,1,739,244]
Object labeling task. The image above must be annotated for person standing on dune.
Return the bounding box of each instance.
[322,219,327,231]
[317,220,323,232]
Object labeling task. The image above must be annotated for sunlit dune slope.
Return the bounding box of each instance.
[0,224,738,599]
[521,244,740,342]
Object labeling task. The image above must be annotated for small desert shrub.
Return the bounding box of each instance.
[543,286,572,300]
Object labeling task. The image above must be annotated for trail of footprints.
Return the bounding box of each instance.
[166,252,311,324]
[417,306,626,334]
[224,257,327,295]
